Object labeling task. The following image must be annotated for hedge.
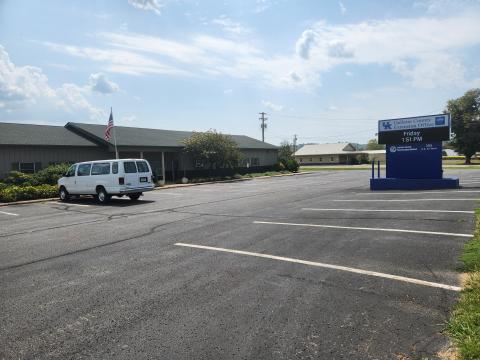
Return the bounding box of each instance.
[0,185,58,203]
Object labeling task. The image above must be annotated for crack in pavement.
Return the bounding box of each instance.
[0,214,201,272]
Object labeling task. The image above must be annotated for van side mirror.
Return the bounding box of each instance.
[64,172,70,177]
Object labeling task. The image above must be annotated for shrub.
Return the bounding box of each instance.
[285,159,299,172]
[0,184,57,202]
[3,171,33,185]
[273,161,286,171]
[233,173,243,179]
[359,154,370,164]
[29,164,70,185]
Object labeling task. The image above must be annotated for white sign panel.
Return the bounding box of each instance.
[378,114,450,133]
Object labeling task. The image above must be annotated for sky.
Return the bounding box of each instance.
[1,0,480,145]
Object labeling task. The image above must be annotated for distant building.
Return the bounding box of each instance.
[294,142,386,165]
[0,122,278,180]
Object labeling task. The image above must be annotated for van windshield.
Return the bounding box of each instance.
[123,161,137,173]
[66,165,76,177]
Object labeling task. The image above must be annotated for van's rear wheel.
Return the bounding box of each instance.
[95,187,110,204]
[128,193,141,201]
[59,186,69,202]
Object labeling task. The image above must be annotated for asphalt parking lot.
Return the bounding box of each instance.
[1,170,479,359]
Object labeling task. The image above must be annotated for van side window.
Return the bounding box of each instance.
[77,163,92,176]
[136,161,149,173]
[67,165,76,177]
[91,163,111,175]
[123,161,137,173]
[112,162,118,174]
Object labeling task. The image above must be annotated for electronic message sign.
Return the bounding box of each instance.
[371,113,458,190]
[378,114,450,144]
[386,142,442,179]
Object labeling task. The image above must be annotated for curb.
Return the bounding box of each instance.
[0,172,313,207]
[0,197,58,207]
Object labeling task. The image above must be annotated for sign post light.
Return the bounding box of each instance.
[370,114,459,190]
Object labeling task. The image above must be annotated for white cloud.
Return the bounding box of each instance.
[296,30,317,60]
[128,0,164,15]
[392,54,467,88]
[120,114,137,125]
[40,8,480,91]
[345,71,353,76]
[88,73,120,93]
[55,83,104,119]
[0,45,104,120]
[339,1,346,14]
[254,0,272,13]
[262,100,284,112]
[42,41,190,76]
[293,10,480,88]
[223,88,233,94]
[0,45,54,107]
[327,41,354,58]
[414,0,480,14]
[212,15,251,36]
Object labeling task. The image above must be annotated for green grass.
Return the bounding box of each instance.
[300,163,480,172]
[446,209,480,359]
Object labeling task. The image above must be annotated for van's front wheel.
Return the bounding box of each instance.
[59,186,69,202]
[128,193,141,201]
[95,187,110,204]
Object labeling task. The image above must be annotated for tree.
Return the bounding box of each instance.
[278,141,294,164]
[447,89,480,164]
[365,138,384,150]
[183,131,242,170]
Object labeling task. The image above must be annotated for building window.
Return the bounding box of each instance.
[309,158,313,162]
[11,162,42,174]
[319,157,322,162]
[251,158,260,166]
[330,157,334,161]
[299,158,303,163]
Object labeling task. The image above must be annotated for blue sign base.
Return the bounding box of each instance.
[370,177,459,191]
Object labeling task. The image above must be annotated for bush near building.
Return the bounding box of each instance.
[0,184,57,202]
[0,164,69,202]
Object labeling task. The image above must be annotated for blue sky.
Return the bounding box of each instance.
[1,0,480,145]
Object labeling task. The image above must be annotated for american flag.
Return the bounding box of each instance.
[104,109,114,141]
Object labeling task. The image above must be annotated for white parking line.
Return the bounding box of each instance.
[302,208,474,214]
[253,220,473,238]
[0,210,19,216]
[54,202,90,207]
[174,243,461,292]
[333,199,478,202]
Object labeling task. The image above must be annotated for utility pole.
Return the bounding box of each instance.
[293,134,298,154]
[259,112,267,142]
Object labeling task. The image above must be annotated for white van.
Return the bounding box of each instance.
[58,159,155,203]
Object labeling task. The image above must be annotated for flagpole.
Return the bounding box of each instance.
[111,107,119,159]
